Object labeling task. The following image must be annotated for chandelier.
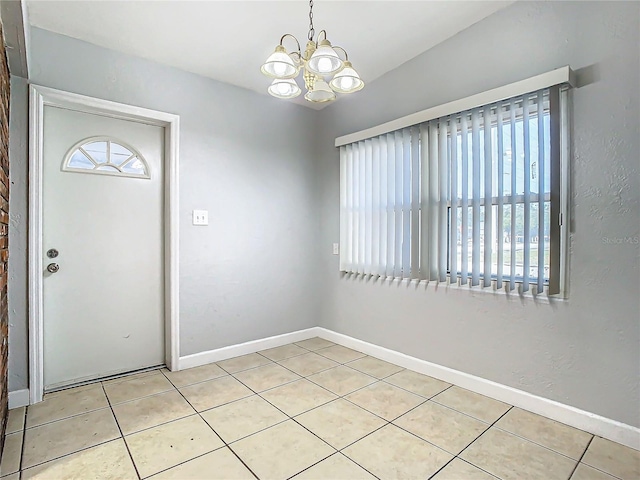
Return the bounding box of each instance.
[260,0,364,103]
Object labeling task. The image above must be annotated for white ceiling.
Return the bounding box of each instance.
[26,1,513,110]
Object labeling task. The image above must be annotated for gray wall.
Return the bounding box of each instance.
[315,1,640,427]
[8,27,321,390]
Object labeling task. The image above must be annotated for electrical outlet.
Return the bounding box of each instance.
[192,210,208,226]
[332,243,340,255]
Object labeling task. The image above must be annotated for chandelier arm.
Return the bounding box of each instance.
[332,46,349,62]
[316,29,328,46]
[279,33,301,56]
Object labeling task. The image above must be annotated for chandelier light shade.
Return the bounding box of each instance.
[260,45,298,79]
[304,79,336,103]
[268,78,301,99]
[307,40,343,76]
[329,61,365,93]
[260,0,364,103]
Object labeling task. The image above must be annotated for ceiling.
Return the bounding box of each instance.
[26,1,513,110]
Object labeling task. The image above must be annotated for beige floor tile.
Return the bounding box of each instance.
[496,408,592,459]
[233,363,300,392]
[461,427,577,480]
[432,386,510,423]
[162,363,227,388]
[0,473,19,480]
[581,436,640,480]
[394,401,489,454]
[346,356,404,379]
[385,370,451,398]
[345,381,424,421]
[26,384,109,428]
[22,408,120,469]
[21,439,137,480]
[112,390,196,435]
[343,424,452,479]
[260,379,337,416]
[125,415,224,478]
[151,447,254,479]
[296,399,386,449]
[315,345,366,363]
[231,420,334,480]
[101,369,159,386]
[295,337,336,351]
[293,453,376,480]
[259,344,308,361]
[431,458,497,479]
[278,353,339,377]
[307,366,377,396]
[104,372,174,405]
[6,407,25,434]
[0,431,23,476]
[571,463,619,480]
[201,395,287,443]
[179,375,253,412]
[217,353,271,373]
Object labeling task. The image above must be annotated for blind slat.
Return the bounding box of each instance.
[386,133,396,278]
[449,116,458,284]
[522,97,531,292]
[394,131,403,278]
[471,109,481,286]
[410,126,420,279]
[496,102,504,289]
[419,123,430,280]
[364,140,373,274]
[461,113,470,283]
[537,91,545,292]
[402,128,412,278]
[438,120,448,282]
[483,107,493,287]
[509,99,517,290]
[428,121,439,281]
[379,136,388,276]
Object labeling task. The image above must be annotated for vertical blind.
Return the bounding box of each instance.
[339,87,563,294]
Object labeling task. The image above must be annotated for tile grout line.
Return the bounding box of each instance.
[426,405,515,480]
[566,435,595,480]
[158,368,261,480]
[100,383,142,480]
[217,364,346,478]
[17,404,28,475]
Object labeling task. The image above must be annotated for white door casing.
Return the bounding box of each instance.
[43,107,164,389]
[29,85,180,402]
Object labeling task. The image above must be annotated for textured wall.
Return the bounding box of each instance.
[8,27,322,390]
[0,21,9,448]
[315,1,640,427]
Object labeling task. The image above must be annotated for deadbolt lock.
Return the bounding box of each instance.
[47,249,59,259]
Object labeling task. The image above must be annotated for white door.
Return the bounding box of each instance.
[42,105,165,389]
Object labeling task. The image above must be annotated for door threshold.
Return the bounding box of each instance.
[45,364,165,394]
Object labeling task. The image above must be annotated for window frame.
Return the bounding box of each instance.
[61,136,151,180]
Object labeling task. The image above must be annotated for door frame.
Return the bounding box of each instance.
[28,84,180,403]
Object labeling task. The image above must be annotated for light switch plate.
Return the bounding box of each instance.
[332,243,340,255]
[192,210,208,226]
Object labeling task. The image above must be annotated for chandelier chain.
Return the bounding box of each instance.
[307,0,315,41]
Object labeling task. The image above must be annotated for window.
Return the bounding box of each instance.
[339,86,569,295]
[63,137,150,179]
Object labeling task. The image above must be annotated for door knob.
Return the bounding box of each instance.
[46,263,60,274]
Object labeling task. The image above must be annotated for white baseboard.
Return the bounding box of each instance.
[177,327,321,370]
[316,328,640,451]
[9,389,30,409]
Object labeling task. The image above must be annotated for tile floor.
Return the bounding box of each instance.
[0,337,638,479]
